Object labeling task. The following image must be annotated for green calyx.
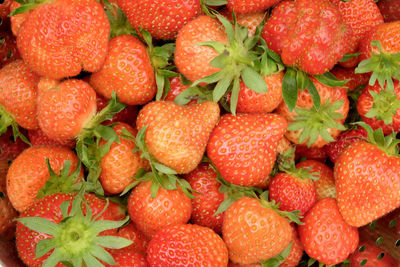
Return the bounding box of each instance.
[103,0,137,39]
[119,125,196,199]
[355,40,400,91]
[9,0,51,16]
[0,104,31,145]
[260,243,292,267]
[277,149,319,182]
[200,0,228,17]
[287,99,347,147]
[16,190,132,267]
[365,88,400,125]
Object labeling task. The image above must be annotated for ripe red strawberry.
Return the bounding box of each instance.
[294,145,327,162]
[0,192,18,237]
[37,79,97,142]
[16,193,130,267]
[348,240,397,267]
[263,0,352,75]
[107,250,149,267]
[298,198,359,265]
[334,124,400,227]
[378,0,400,22]
[331,67,370,92]
[147,224,228,266]
[207,113,287,187]
[0,128,29,161]
[16,0,109,80]
[112,222,149,255]
[117,0,201,40]
[6,146,82,212]
[9,1,28,36]
[90,35,156,106]
[127,181,192,238]
[96,94,138,126]
[0,0,12,22]
[184,162,225,233]
[227,0,281,14]
[220,8,265,37]
[0,30,20,68]
[280,225,303,267]
[223,197,293,265]
[136,101,220,174]
[0,59,39,132]
[28,128,75,149]
[99,122,150,194]
[164,76,191,103]
[296,160,336,200]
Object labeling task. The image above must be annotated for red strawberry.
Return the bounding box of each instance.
[223,196,293,265]
[29,128,75,149]
[107,250,149,267]
[0,30,20,68]
[90,35,156,106]
[280,225,303,267]
[147,224,228,266]
[96,94,138,126]
[184,162,225,233]
[207,113,287,187]
[325,127,367,163]
[16,193,130,267]
[331,67,370,92]
[0,128,29,161]
[6,145,82,212]
[136,101,220,174]
[127,181,192,238]
[112,222,149,255]
[0,0,12,22]
[117,0,201,40]
[227,0,281,14]
[378,0,400,23]
[294,145,327,162]
[348,240,397,267]
[9,1,28,36]
[298,198,359,265]
[0,159,8,192]
[99,122,150,194]
[164,76,192,103]
[263,0,352,75]
[0,192,18,237]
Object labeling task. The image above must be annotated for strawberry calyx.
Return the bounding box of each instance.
[364,87,400,125]
[9,0,50,16]
[277,149,319,182]
[103,0,136,38]
[355,40,400,91]
[16,189,132,267]
[287,99,347,147]
[200,0,227,17]
[0,104,31,145]
[260,242,292,267]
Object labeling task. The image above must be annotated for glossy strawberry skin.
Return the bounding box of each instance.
[117,0,201,40]
[207,113,287,187]
[96,94,138,126]
[331,67,370,92]
[110,222,149,255]
[0,30,20,68]
[127,181,192,239]
[348,240,397,267]
[227,0,281,14]
[263,0,352,75]
[184,162,225,233]
[335,141,400,227]
[0,128,29,161]
[147,224,228,266]
[37,79,97,142]
[90,35,156,106]
[298,198,359,266]
[0,59,40,130]
[164,76,191,103]
[378,0,400,22]
[107,250,149,267]
[17,0,110,80]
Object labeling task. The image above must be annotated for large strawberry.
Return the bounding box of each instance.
[298,198,359,265]
[14,0,109,79]
[136,100,219,174]
[227,0,281,14]
[147,224,228,266]
[207,113,287,187]
[16,192,131,267]
[335,123,400,227]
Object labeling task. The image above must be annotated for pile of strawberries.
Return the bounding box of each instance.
[0,0,400,266]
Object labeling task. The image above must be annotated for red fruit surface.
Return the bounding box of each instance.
[28,129,75,149]
[112,223,149,255]
[107,250,149,267]
[280,224,304,267]
[331,67,370,92]
[96,94,138,126]
[0,128,29,161]
[349,240,397,267]
[227,0,281,14]
[378,0,400,22]
[295,145,327,162]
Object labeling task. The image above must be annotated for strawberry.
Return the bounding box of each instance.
[147,224,229,266]
[28,128,75,149]
[296,160,336,200]
[164,76,192,103]
[0,192,18,237]
[294,145,327,162]
[136,100,220,174]
[0,128,29,161]
[227,0,281,14]
[14,0,109,80]
[279,225,303,267]
[96,94,138,126]
[334,123,400,227]
[0,30,20,68]
[298,198,359,265]
[90,35,156,106]
[9,1,27,36]
[107,250,149,267]
[16,192,131,267]
[220,8,265,37]
[357,80,400,135]
[184,162,225,233]
[262,0,352,75]
[0,0,12,22]
[6,145,82,212]
[127,180,192,238]
[348,240,397,267]
[207,113,287,187]
[0,159,8,192]
[378,0,400,23]
[325,126,367,163]
[222,196,296,265]
[112,222,149,255]
[99,122,149,195]
[331,67,370,92]
[117,0,201,40]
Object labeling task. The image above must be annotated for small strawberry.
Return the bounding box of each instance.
[227,0,281,14]
[331,67,370,92]
[348,240,397,267]
[298,198,359,266]
[147,224,229,266]
[107,250,149,267]
[112,222,149,255]
[14,0,110,80]
[0,30,20,68]
[207,113,287,187]
[378,0,400,23]
[96,94,138,126]
[136,100,220,174]
[0,128,29,161]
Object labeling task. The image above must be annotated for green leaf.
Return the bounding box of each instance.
[82,253,103,267]
[261,243,292,267]
[94,236,133,249]
[339,52,361,62]
[36,239,56,258]
[42,249,65,267]
[153,162,177,175]
[17,217,59,236]
[150,181,160,198]
[155,72,165,101]
[210,53,230,69]
[91,217,130,234]
[88,245,115,265]
[230,77,240,115]
[241,66,268,93]
[305,77,321,110]
[282,69,298,111]
[216,14,234,43]
[314,72,349,87]
[9,3,36,16]
[213,74,233,103]
[215,198,235,215]
[203,0,228,6]
[196,41,226,54]
[192,70,225,87]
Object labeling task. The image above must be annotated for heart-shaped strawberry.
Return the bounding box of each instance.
[136,101,220,174]
[334,123,400,227]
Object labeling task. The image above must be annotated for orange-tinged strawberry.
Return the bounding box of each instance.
[6,146,82,212]
[298,198,359,266]
[107,250,149,267]
[136,100,220,174]
[111,222,149,255]
[28,128,75,149]
[90,35,156,106]
[227,0,281,14]
[331,67,370,92]
[16,0,110,79]
[99,123,150,195]
[280,225,303,267]
[164,75,192,103]
[294,145,327,162]
[207,113,287,187]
